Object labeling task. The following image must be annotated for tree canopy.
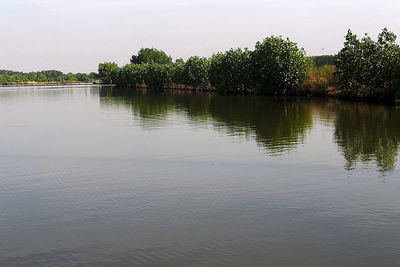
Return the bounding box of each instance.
[98,62,119,84]
[98,29,400,102]
[130,48,172,65]
[250,36,311,94]
[101,37,310,95]
[335,28,400,99]
[209,48,252,92]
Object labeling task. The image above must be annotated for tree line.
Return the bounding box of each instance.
[99,28,400,102]
[0,70,99,85]
[99,36,311,95]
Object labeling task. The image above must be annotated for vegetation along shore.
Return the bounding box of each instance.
[98,28,400,103]
[0,70,100,86]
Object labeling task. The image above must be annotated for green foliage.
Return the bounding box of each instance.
[111,37,311,95]
[131,48,172,65]
[209,48,252,92]
[0,69,97,84]
[0,70,19,75]
[182,56,210,88]
[335,28,400,99]
[75,73,91,82]
[89,72,100,80]
[142,64,173,89]
[104,29,400,102]
[98,62,119,84]
[116,64,145,86]
[250,36,311,95]
[310,55,335,67]
[39,70,64,79]
[171,58,185,85]
[63,73,77,82]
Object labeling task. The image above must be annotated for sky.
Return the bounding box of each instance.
[0,0,398,73]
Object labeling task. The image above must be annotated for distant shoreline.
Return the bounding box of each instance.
[0,82,101,88]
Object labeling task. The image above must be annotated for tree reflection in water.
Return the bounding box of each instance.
[100,87,400,173]
[332,103,400,173]
[100,87,313,155]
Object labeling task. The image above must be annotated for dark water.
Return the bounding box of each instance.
[1,86,399,266]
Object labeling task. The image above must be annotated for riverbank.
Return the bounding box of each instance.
[0,82,101,87]
[100,29,400,104]
[112,82,398,105]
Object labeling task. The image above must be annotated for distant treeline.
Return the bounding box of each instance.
[0,70,99,85]
[99,28,400,102]
[310,55,335,67]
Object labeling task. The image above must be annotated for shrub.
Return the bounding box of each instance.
[98,62,119,84]
[182,56,210,88]
[116,64,145,86]
[171,59,186,85]
[142,63,173,89]
[250,36,311,95]
[335,28,400,100]
[209,48,252,93]
[302,65,338,95]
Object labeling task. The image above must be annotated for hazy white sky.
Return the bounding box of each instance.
[0,0,398,73]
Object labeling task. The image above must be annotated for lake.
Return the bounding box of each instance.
[0,85,399,266]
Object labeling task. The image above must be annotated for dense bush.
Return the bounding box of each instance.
[100,37,311,93]
[142,63,173,89]
[182,56,210,88]
[171,59,185,85]
[302,65,338,95]
[250,36,312,95]
[98,62,119,84]
[115,64,145,86]
[335,28,400,99]
[99,29,400,102]
[209,48,252,92]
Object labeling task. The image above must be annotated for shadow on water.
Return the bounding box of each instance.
[100,87,400,173]
[330,102,400,173]
[207,94,313,154]
[100,87,313,155]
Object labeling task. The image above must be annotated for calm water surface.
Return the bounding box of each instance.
[0,86,399,266]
